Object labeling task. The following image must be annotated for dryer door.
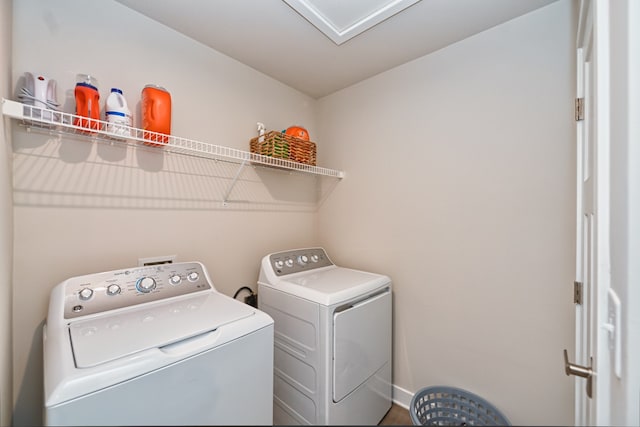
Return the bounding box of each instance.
[332,288,391,402]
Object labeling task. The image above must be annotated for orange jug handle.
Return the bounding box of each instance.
[149,98,155,122]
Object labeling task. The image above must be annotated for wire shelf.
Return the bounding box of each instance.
[1,98,345,179]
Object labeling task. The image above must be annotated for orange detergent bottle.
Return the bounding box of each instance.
[141,84,171,146]
[74,74,100,132]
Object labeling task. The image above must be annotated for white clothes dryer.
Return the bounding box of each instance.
[43,261,274,426]
[257,248,392,425]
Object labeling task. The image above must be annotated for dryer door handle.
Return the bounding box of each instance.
[334,287,390,314]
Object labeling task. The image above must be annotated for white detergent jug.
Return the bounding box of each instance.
[105,88,132,138]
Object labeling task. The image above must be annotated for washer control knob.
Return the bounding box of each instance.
[136,277,156,293]
[310,254,319,263]
[187,272,199,282]
[274,260,284,269]
[79,288,93,300]
[106,284,121,296]
[285,258,294,268]
[297,255,309,266]
[169,274,182,285]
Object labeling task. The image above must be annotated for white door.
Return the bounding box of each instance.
[571,0,611,425]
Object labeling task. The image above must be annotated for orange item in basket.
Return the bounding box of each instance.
[285,125,309,141]
[141,84,171,146]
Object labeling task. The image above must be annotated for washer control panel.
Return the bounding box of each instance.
[269,248,333,276]
[63,262,212,319]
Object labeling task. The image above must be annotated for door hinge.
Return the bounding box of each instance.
[575,98,584,121]
[574,281,583,305]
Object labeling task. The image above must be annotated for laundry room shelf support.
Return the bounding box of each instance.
[2,98,345,181]
[222,158,248,206]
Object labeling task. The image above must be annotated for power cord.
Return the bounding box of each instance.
[233,286,257,308]
[18,87,60,110]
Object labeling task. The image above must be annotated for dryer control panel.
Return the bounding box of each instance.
[62,262,212,319]
[269,247,333,276]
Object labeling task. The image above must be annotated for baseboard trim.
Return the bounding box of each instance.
[392,384,413,409]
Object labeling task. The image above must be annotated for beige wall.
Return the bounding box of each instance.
[0,1,13,426]
[11,1,320,425]
[317,1,576,425]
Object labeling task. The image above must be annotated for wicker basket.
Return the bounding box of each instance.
[250,130,317,166]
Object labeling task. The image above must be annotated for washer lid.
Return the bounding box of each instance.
[69,291,254,368]
[271,266,391,305]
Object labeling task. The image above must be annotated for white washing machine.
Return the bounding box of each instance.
[43,261,274,426]
[257,247,392,425]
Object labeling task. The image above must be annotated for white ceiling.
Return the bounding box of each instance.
[115,0,558,99]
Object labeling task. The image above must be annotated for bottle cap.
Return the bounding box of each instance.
[76,74,98,86]
[110,88,123,94]
[144,84,168,92]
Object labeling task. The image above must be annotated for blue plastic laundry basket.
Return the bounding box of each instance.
[410,386,510,426]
